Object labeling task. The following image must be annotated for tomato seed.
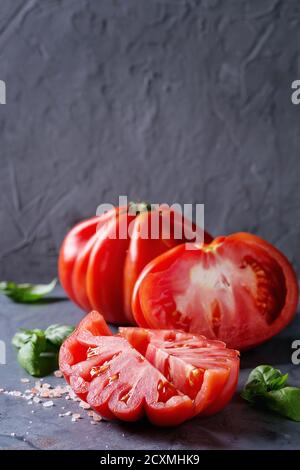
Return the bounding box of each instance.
[87,347,100,358]
[109,373,119,383]
[120,393,130,404]
[90,364,109,377]
[157,381,164,391]
[188,368,203,386]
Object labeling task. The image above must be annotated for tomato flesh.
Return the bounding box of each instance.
[132,233,299,350]
[120,327,239,414]
[59,311,239,426]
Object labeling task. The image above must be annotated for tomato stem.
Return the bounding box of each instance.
[128,201,152,214]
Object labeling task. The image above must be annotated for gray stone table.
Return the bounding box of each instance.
[0,287,299,450]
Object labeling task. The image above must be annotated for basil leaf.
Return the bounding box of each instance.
[242,365,300,422]
[241,365,288,403]
[265,387,300,422]
[17,332,47,377]
[12,328,44,349]
[12,323,74,377]
[45,324,75,346]
[0,279,57,303]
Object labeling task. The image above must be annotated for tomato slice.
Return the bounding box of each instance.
[119,327,239,414]
[132,233,299,350]
[60,311,239,426]
[59,312,194,426]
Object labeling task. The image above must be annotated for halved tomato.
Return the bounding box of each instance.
[58,204,212,324]
[59,311,239,426]
[132,233,299,350]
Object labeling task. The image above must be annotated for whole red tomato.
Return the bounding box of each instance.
[58,203,212,324]
[132,233,299,350]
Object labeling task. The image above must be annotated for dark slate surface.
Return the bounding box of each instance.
[0,287,300,450]
[0,0,300,282]
[0,0,300,451]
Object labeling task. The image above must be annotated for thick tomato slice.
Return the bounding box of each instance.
[132,233,299,350]
[119,327,239,415]
[59,311,194,426]
[59,311,239,426]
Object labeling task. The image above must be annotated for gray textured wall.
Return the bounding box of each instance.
[0,0,300,282]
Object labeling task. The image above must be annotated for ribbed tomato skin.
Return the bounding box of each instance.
[59,205,212,324]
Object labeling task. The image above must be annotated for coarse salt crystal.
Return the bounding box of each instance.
[9,391,22,397]
[79,401,91,410]
[43,400,54,408]
[21,378,30,383]
[71,413,81,422]
[54,370,63,378]
[91,412,102,422]
[24,394,33,401]
[58,411,72,417]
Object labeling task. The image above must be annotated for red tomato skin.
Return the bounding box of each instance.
[86,212,136,324]
[58,217,100,308]
[59,206,212,324]
[132,233,299,350]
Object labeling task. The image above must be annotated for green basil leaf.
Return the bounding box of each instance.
[12,328,44,349]
[34,352,59,377]
[264,387,300,422]
[242,365,300,422]
[0,279,57,303]
[12,323,74,377]
[45,324,75,346]
[17,333,47,377]
[241,365,288,403]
